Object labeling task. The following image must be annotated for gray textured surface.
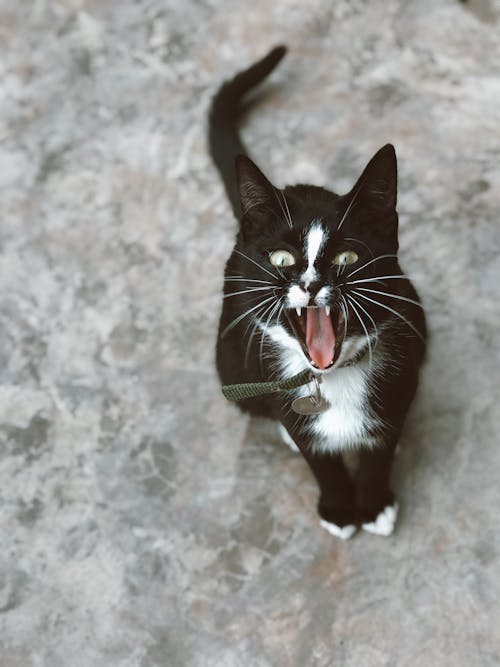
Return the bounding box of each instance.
[1,0,500,665]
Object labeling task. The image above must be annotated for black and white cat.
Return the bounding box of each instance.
[209,46,426,539]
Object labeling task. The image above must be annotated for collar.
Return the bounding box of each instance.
[222,370,313,401]
[221,345,369,403]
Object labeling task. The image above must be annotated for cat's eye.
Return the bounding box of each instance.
[269,250,296,268]
[333,250,358,266]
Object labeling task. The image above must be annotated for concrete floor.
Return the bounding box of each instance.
[1,0,500,665]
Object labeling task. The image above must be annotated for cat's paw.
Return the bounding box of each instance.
[278,424,300,453]
[361,503,398,537]
[320,519,357,540]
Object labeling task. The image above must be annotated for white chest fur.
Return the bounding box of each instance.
[265,324,381,451]
[306,362,378,452]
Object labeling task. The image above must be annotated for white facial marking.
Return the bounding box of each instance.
[315,286,331,306]
[287,222,328,308]
[287,284,310,309]
[301,222,325,289]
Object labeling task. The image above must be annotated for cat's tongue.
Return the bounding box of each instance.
[306,308,335,369]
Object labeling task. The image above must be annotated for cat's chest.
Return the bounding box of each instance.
[266,324,380,450]
[302,365,378,451]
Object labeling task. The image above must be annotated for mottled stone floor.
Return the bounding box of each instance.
[1,0,500,665]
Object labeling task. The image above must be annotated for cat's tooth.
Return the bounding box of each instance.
[296,307,302,317]
[325,306,331,317]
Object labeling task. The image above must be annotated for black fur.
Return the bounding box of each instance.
[209,47,426,532]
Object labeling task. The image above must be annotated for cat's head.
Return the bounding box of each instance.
[227,145,401,372]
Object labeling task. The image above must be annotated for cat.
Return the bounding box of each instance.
[209,46,426,539]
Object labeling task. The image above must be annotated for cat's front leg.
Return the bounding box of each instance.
[280,422,358,539]
[355,439,399,536]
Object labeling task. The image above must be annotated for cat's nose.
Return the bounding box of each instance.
[300,279,321,297]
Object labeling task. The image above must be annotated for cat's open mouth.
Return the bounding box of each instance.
[285,306,345,371]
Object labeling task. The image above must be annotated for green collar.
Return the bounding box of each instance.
[222,370,313,402]
[221,345,370,403]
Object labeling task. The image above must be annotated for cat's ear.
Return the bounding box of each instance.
[235,155,278,234]
[354,144,397,212]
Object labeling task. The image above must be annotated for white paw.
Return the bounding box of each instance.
[362,503,398,536]
[320,519,357,540]
[278,424,300,453]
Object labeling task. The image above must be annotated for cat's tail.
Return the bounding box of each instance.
[208,45,287,218]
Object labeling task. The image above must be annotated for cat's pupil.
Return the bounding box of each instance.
[269,249,295,267]
[333,250,358,266]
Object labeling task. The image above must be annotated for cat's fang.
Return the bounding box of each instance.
[325,306,331,316]
[296,307,302,317]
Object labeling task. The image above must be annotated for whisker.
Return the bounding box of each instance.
[234,249,280,281]
[344,237,375,259]
[259,297,283,366]
[344,274,407,286]
[351,290,425,343]
[223,286,274,299]
[244,295,285,369]
[337,179,365,231]
[221,296,275,338]
[339,295,349,339]
[280,190,293,230]
[254,299,280,372]
[277,302,285,324]
[244,311,269,369]
[343,254,398,280]
[347,292,379,350]
[273,189,293,230]
[274,190,291,229]
[353,287,424,310]
[243,302,271,368]
[346,295,373,370]
[224,276,275,285]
